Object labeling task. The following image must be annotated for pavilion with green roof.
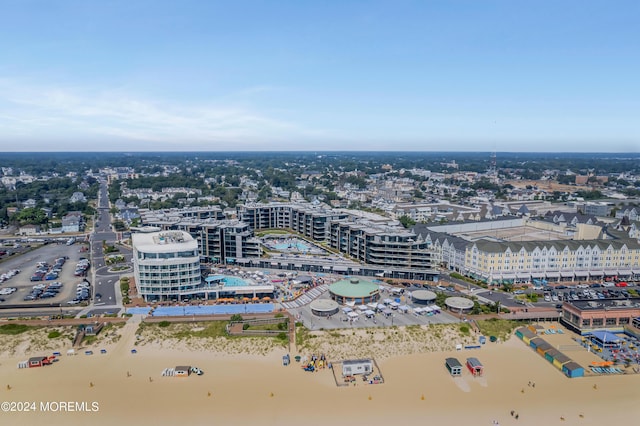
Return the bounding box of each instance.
[329,277,380,305]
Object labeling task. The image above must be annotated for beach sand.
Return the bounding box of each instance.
[1,319,639,426]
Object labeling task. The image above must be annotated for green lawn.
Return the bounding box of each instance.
[475,319,520,341]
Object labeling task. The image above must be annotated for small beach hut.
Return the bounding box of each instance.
[445,357,463,376]
[466,357,484,376]
[529,337,544,350]
[342,359,373,376]
[552,352,572,370]
[544,348,560,363]
[28,356,49,368]
[175,366,191,377]
[535,340,554,356]
[562,361,584,378]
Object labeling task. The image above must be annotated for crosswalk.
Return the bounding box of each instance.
[280,284,329,310]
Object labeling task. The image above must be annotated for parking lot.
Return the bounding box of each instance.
[0,241,91,309]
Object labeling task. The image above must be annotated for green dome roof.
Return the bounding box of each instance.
[329,278,380,298]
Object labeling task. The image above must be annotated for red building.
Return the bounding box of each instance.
[28,356,51,368]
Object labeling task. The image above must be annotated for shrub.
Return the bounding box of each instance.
[460,325,470,335]
[158,321,171,328]
[0,324,30,335]
[47,331,62,339]
[230,314,243,322]
[242,323,250,330]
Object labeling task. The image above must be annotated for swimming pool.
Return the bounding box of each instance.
[223,276,251,287]
[273,242,310,251]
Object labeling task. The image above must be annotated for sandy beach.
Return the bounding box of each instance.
[1,317,639,426]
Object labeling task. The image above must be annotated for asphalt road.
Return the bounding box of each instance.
[89,180,131,312]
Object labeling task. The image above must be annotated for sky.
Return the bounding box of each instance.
[0,0,638,152]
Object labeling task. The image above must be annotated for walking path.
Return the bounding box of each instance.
[280,284,329,310]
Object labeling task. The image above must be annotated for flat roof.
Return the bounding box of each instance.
[412,290,437,301]
[329,278,379,298]
[567,298,640,311]
[445,296,474,310]
[132,230,198,253]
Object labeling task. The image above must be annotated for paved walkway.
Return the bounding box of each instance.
[280,284,329,309]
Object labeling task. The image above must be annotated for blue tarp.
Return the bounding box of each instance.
[128,303,274,316]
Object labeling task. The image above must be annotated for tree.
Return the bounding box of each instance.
[15,207,48,225]
[398,215,416,228]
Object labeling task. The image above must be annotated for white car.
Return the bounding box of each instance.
[602,282,615,287]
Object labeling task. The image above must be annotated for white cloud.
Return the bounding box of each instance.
[0,78,324,149]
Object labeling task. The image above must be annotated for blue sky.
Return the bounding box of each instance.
[0,0,638,152]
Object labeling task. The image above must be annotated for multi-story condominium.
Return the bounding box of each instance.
[463,239,640,284]
[329,218,431,270]
[140,209,261,264]
[238,202,348,242]
[239,202,435,273]
[132,230,202,302]
[137,203,437,277]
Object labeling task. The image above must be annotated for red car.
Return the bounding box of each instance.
[615,282,628,287]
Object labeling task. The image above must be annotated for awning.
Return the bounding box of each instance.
[351,268,360,272]
[574,270,588,276]
[560,272,574,278]
[617,270,632,276]
[531,273,545,279]
[323,265,331,270]
[294,264,302,268]
[590,271,604,276]
[603,271,616,276]
[270,262,279,266]
[333,266,348,272]
[501,274,516,280]
[516,273,530,279]
[545,272,560,278]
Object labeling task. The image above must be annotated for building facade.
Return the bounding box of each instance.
[132,230,202,302]
[463,239,640,284]
[561,298,640,334]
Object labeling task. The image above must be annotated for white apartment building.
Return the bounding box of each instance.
[132,230,201,302]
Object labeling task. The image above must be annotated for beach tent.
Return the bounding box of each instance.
[347,311,359,320]
[342,307,353,314]
[377,303,386,311]
[390,301,400,309]
[413,307,423,315]
[383,298,393,305]
[367,302,379,310]
[364,310,376,318]
[398,305,409,313]
[382,308,393,317]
